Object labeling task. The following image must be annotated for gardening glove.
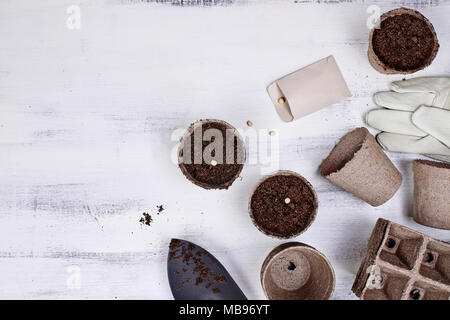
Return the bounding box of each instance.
[366,77,450,163]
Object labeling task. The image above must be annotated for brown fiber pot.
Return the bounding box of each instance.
[319,128,402,207]
[178,119,245,190]
[261,242,335,300]
[413,160,450,230]
[368,8,439,74]
[248,170,318,239]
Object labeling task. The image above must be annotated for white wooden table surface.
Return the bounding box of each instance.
[0,0,449,300]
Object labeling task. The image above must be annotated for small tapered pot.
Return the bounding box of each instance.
[261,242,335,300]
[413,160,450,230]
[319,127,402,207]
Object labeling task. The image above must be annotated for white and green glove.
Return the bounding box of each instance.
[366,77,450,163]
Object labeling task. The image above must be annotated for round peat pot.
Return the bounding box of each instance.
[249,170,318,239]
[368,8,439,74]
[413,160,450,230]
[319,128,402,207]
[261,242,335,300]
[178,119,245,190]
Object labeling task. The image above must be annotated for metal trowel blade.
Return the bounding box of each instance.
[167,239,247,300]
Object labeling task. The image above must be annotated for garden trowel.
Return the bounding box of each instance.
[167,238,247,300]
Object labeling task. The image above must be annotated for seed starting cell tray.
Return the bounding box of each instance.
[352,218,450,300]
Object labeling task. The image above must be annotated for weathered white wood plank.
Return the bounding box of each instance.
[0,0,449,299]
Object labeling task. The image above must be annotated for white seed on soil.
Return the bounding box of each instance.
[210,160,217,166]
[284,198,291,204]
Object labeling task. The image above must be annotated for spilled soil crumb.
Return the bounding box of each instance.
[139,212,153,226]
[139,205,165,226]
[195,277,203,285]
[214,275,227,283]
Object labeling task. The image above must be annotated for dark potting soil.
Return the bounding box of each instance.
[139,205,165,227]
[372,13,437,71]
[180,121,243,189]
[139,212,153,226]
[250,175,316,237]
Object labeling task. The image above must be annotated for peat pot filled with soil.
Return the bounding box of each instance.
[249,171,318,239]
[368,8,439,74]
[178,119,245,190]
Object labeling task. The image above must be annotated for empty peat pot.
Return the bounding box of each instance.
[368,8,439,74]
[261,242,335,300]
[319,127,402,207]
[178,119,245,190]
[413,160,450,230]
[249,170,318,239]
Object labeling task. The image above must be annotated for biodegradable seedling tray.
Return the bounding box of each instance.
[352,218,450,300]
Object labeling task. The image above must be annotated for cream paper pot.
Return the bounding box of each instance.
[261,242,335,300]
[319,128,402,207]
[368,8,439,74]
[413,160,450,230]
